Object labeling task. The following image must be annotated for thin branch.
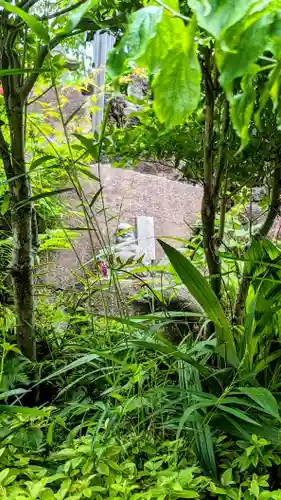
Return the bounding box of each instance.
[219,196,227,244]
[40,0,85,21]
[27,85,53,106]
[20,30,84,102]
[213,99,229,200]
[19,0,41,11]
[0,124,13,179]
[258,164,281,237]
[154,0,190,21]
[65,101,87,126]
[20,45,49,101]
[31,206,39,256]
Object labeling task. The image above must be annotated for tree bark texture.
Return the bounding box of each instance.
[0,4,90,359]
[7,93,36,360]
[201,50,221,298]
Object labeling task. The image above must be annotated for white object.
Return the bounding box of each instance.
[92,31,115,133]
[137,216,156,266]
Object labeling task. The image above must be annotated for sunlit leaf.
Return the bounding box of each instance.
[153,17,201,126]
[107,6,163,78]
[188,0,257,39]
[1,192,9,215]
[65,0,99,33]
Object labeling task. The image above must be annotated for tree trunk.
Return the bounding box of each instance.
[8,93,36,360]
[201,50,221,298]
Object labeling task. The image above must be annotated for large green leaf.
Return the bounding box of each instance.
[217,14,273,93]
[140,6,184,73]
[244,237,280,281]
[65,0,99,33]
[188,0,258,39]
[159,240,239,366]
[152,17,201,126]
[107,6,163,78]
[0,388,28,399]
[108,8,200,125]
[0,0,49,42]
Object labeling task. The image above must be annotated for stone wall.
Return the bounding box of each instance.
[47,165,203,288]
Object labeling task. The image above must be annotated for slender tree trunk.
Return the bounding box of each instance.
[8,93,36,360]
[201,50,221,297]
[235,163,281,323]
[215,100,229,246]
[0,0,90,360]
[219,195,227,244]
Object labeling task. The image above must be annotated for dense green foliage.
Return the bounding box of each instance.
[2,0,281,498]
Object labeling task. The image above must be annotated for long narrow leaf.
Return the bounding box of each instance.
[76,165,99,182]
[33,353,101,387]
[73,133,99,159]
[217,405,261,426]
[0,68,51,76]
[158,240,238,367]
[16,188,74,208]
[0,405,45,416]
[0,388,28,399]
[236,387,281,421]
[131,340,209,375]
[179,365,217,478]
[29,155,57,171]
[90,187,103,207]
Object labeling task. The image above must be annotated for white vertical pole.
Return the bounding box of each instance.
[92,31,115,134]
